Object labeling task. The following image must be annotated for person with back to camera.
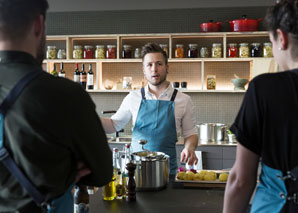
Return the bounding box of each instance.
[0,0,113,212]
[101,43,198,176]
[223,0,298,212]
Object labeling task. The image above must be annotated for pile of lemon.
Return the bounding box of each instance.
[177,170,228,182]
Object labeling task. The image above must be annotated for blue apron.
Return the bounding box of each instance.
[131,87,178,175]
[251,163,298,212]
[0,70,74,212]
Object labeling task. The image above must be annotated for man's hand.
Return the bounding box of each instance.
[76,161,91,183]
[180,148,198,165]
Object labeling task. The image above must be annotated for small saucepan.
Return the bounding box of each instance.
[228,15,262,32]
[200,20,222,32]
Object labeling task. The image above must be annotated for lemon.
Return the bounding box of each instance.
[204,171,217,181]
[177,172,185,180]
[193,172,203,181]
[197,170,207,180]
[219,173,229,182]
[183,171,194,180]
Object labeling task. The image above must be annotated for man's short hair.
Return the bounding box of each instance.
[141,43,168,65]
[0,0,49,41]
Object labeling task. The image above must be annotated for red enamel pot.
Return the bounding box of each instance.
[200,20,222,32]
[228,15,262,32]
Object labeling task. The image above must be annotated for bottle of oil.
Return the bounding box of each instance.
[102,175,116,201]
[115,171,125,199]
[74,185,89,213]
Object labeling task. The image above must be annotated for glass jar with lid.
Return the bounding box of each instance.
[84,45,94,59]
[263,42,273,57]
[187,44,198,58]
[212,43,222,58]
[106,45,116,59]
[95,45,105,59]
[239,43,249,58]
[46,46,57,59]
[122,45,132,58]
[206,75,216,90]
[175,44,184,58]
[159,44,168,57]
[57,49,66,59]
[73,45,83,59]
[200,47,209,58]
[251,43,262,57]
[227,43,238,58]
[134,48,141,59]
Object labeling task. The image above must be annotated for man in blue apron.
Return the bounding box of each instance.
[101,43,198,175]
[0,0,113,212]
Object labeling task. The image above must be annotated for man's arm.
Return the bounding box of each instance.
[100,117,117,134]
[180,134,198,165]
[223,143,259,213]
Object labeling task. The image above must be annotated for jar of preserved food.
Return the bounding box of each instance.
[95,45,105,59]
[123,76,132,89]
[206,75,216,90]
[175,44,184,58]
[106,45,116,59]
[239,43,249,58]
[200,47,209,58]
[84,45,93,59]
[263,42,273,57]
[134,48,141,58]
[57,49,66,59]
[122,45,132,58]
[46,46,57,59]
[251,43,262,57]
[73,45,83,59]
[227,43,238,57]
[212,43,222,58]
[187,44,198,58]
[159,44,168,57]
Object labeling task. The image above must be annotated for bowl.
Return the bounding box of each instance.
[231,78,248,90]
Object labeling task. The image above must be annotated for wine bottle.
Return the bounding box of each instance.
[74,63,80,83]
[50,64,58,77]
[80,64,86,89]
[87,64,94,90]
[58,62,66,78]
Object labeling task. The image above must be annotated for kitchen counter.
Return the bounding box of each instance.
[89,180,227,213]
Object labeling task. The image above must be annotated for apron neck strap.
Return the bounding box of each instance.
[170,89,178,102]
[141,87,146,100]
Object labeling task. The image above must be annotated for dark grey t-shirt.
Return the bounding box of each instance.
[0,51,112,211]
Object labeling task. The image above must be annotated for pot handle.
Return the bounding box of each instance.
[216,22,222,25]
[242,15,247,19]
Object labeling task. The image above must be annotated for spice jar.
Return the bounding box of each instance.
[84,45,94,59]
[212,43,222,58]
[200,47,209,58]
[227,43,238,58]
[175,44,184,58]
[95,45,105,59]
[106,45,116,59]
[134,48,141,58]
[187,44,198,58]
[122,45,132,58]
[57,49,66,59]
[46,46,57,59]
[73,45,83,59]
[251,43,262,57]
[263,42,273,58]
[206,75,216,90]
[159,44,168,57]
[239,43,249,58]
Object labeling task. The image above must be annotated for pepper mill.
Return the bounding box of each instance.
[126,162,136,202]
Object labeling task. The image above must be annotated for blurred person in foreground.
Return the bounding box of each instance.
[223,0,298,212]
[0,0,112,212]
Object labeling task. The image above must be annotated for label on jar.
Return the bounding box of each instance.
[74,203,89,213]
[87,73,93,86]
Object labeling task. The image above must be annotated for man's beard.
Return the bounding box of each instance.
[148,73,167,86]
[36,31,46,66]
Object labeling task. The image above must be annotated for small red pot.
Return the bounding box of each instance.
[200,20,222,32]
[228,15,262,32]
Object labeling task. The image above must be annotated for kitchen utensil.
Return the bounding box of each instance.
[200,20,222,32]
[131,151,169,191]
[231,78,249,90]
[228,15,262,32]
[196,123,228,142]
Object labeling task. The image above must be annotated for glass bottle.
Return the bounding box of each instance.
[106,45,116,59]
[175,44,184,58]
[57,49,66,59]
[80,64,86,89]
[187,44,198,58]
[73,45,83,59]
[74,63,80,83]
[50,64,58,77]
[58,62,65,78]
[227,43,238,57]
[87,64,94,90]
[212,43,222,58]
[122,45,132,58]
[46,46,57,59]
[95,45,105,59]
[159,44,168,57]
[239,43,249,58]
[74,185,89,213]
[263,42,273,57]
[251,43,262,57]
[84,45,93,59]
[115,171,125,199]
[134,48,141,59]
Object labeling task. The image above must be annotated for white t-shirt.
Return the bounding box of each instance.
[111,84,197,139]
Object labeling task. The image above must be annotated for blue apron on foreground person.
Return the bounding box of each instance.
[101,43,198,175]
[223,1,298,212]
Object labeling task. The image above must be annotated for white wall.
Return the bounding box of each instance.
[47,0,276,12]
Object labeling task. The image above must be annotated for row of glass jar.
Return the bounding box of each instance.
[174,44,220,58]
[46,46,66,59]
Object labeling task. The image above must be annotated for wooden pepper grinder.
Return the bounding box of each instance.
[126,162,136,202]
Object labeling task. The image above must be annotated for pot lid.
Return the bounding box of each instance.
[132,151,166,160]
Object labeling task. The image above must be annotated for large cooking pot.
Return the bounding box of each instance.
[196,123,228,142]
[200,20,222,32]
[131,151,169,191]
[228,15,262,32]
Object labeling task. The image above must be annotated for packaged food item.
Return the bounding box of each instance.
[263,42,273,57]
[175,44,184,58]
[106,45,116,59]
[187,44,198,58]
[46,46,57,59]
[84,45,93,59]
[200,47,209,58]
[95,45,105,59]
[211,43,222,58]
[239,43,249,58]
[206,75,216,90]
[159,44,168,57]
[227,43,238,57]
[250,43,262,57]
[122,45,132,58]
[73,45,83,59]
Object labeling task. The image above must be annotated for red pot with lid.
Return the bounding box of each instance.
[200,20,222,32]
[228,15,262,32]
